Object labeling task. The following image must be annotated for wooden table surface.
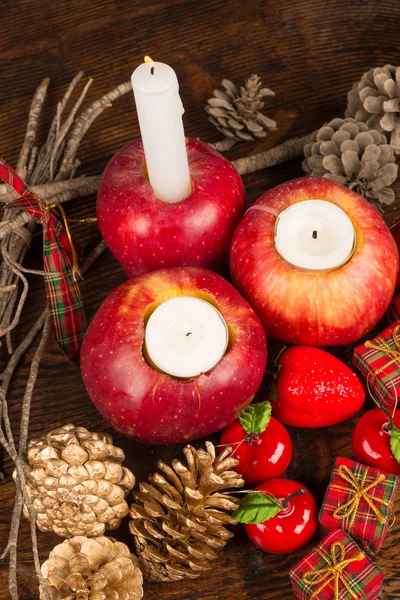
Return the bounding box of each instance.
[1,0,400,598]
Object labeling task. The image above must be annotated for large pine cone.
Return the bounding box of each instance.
[129,441,244,582]
[40,536,143,600]
[346,65,400,153]
[205,74,276,141]
[303,117,398,208]
[20,424,135,537]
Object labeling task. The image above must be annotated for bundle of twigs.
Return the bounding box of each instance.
[0,73,132,600]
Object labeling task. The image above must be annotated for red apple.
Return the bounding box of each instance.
[238,479,318,554]
[391,222,400,291]
[97,138,245,277]
[80,267,267,444]
[352,408,400,475]
[220,404,292,485]
[230,177,399,346]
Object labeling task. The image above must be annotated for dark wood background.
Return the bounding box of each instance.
[1,0,400,598]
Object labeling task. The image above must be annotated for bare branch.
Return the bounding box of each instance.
[16,78,50,178]
[232,134,311,175]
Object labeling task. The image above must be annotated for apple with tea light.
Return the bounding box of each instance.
[230,177,399,346]
[80,266,267,444]
[97,57,245,277]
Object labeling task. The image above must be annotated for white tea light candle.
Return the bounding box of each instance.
[274,200,355,271]
[145,296,229,378]
[131,57,191,203]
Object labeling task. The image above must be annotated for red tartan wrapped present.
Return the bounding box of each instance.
[319,457,398,554]
[353,321,400,407]
[290,528,383,600]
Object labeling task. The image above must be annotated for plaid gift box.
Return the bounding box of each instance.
[290,529,383,600]
[319,457,398,554]
[353,321,400,407]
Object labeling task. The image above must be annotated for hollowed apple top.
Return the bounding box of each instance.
[274,199,356,271]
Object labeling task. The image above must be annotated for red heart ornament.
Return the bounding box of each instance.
[270,346,365,427]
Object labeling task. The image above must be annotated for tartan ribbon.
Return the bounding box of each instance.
[365,325,400,376]
[302,542,365,600]
[331,465,389,529]
[0,158,86,357]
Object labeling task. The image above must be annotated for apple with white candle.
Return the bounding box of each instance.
[230,177,399,346]
[80,267,267,444]
[97,58,245,277]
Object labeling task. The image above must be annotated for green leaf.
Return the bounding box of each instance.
[239,401,272,435]
[390,427,400,464]
[232,492,282,524]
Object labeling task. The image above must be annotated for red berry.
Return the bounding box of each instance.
[270,346,365,427]
[220,417,292,485]
[245,479,318,554]
[352,408,400,475]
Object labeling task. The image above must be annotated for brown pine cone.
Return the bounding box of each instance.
[129,441,244,582]
[303,117,398,208]
[40,536,143,600]
[19,423,135,538]
[205,74,276,141]
[346,65,400,153]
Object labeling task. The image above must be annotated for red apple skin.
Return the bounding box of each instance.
[352,408,400,475]
[80,267,267,444]
[97,138,245,277]
[219,417,292,485]
[230,177,399,346]
[245,479,318,554]
[391,222,400,291]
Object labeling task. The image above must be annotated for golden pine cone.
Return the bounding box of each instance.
[205,74,276,141]
[129,441,244,582]
[346,64,400,153]
[19,423,135,538]
[303,117,398,208]
[40,536,143,600]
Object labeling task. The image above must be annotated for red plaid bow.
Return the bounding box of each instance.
[0,159,86,357]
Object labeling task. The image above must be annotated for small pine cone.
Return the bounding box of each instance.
[346,64,400,153]
[205,74,276,141]
[129,441,244,582]
[40,536,143,600]
[18,423,135,538]
[303,117,398,208]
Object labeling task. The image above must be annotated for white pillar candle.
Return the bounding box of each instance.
[131,57,192,203]
[145,296,229,378]
[274,200,355,271]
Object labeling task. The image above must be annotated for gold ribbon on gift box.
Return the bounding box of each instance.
[331,464,388,529]
[302,541,364,600]
[365,324,400,376]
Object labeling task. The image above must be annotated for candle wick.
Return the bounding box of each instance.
[150,65,155,75]
[186,332,192,337]
[312,230,318,240]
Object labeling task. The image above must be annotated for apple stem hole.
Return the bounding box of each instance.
[281,488,307,508]
[245,432,259,444]
[382,421,392,434]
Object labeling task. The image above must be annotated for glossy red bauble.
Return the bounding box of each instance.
[245,479,318,554]
[97,138,245,276]
[220,416,292,485]
[80,267,267,444]
[270,346,365,428]
[352,408,400,475]
[230,177,399,346]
